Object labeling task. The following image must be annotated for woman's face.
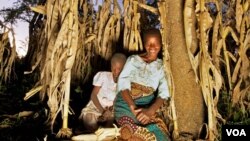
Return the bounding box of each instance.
[144,34,161,56]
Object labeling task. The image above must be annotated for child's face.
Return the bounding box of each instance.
[144,34,161,56]
[111,62,124,79]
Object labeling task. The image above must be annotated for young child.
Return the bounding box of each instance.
[114,28,170,140]
[79,53,127,132]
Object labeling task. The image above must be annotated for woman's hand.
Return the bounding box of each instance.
[136,108,155,125]
[129,105,141,117]
[136,97,165,125]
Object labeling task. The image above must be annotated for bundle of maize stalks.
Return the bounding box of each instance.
[0,24,16,83]
[123,0,143,52]
[27,0,79,138]
[71,0,95,84]
[94,0,121,60]
[184,0,250,140]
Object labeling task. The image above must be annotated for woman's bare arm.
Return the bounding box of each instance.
[137,97,164,125]
[121,89,141,116]
[148,97,164,115]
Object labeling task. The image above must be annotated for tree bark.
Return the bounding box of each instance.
[165,0,205,138]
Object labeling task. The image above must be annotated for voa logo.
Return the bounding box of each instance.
[226,129,246,136]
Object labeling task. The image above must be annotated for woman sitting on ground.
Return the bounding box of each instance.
[114,28,171,141]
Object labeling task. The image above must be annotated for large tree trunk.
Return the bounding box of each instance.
[166,0,205,139]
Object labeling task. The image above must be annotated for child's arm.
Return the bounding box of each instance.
[90,86,104,113]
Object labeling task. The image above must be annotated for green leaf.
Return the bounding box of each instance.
[75,86,83,93]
